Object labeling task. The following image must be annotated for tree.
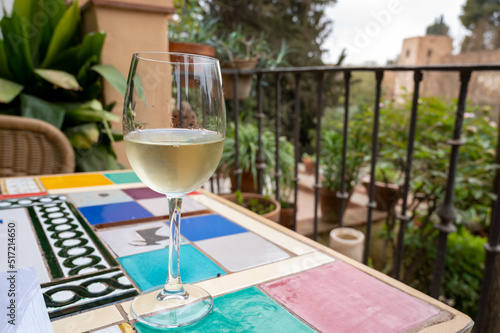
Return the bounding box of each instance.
[426,15,450,36]
[460,0,500,51]
[206,0,336,66]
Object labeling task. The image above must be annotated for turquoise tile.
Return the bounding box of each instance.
[104,172,142,184]
[135,287,315,333]
[118,245,225,291]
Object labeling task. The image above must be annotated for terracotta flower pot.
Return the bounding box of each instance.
[222,192,281,222]
[169,42,216,57]
[230,170,257,193]
[221,57,259,100]
[362,180,400,211]
[319,188,352,224]
[279,205,296,229]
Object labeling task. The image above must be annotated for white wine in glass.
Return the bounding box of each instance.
[123,52,226,328]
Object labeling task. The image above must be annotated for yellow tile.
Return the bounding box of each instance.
[40,174,114,190]
[51,305,124,333]
[192,194,315,255]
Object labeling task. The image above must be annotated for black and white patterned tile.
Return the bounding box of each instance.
[29,201,118,279]
[41,268,138,319]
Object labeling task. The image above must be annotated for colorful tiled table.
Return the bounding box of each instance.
[0,171,473,332]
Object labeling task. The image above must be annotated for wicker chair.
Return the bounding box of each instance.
[0,115,75,177]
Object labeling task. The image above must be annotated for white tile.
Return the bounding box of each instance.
[137,195,209,216]
[1,177,45,195]
[98,222,170,257]
[195,232,290,272]
[0,208,51,283]
[66,190,133,208]
[192,194,315,256]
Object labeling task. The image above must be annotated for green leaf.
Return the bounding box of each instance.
[38,0,66,60]
[75,143,124,172]
[20,94,65,129]
[66,104,120,124]
[12,0,44,66]
[91,64,126,96]
[40,1,80,68]
[65,123,100,149]
[0,40,13,79]
[77,32,106,69]
[34,69,81,90]
[1,13,34,83]
[0,78,24,103]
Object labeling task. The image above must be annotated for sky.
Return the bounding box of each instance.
[322,0,469,65]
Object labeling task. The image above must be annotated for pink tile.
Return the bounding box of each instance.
[261,261,440,333]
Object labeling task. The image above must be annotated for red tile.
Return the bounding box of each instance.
[261,261,440,333]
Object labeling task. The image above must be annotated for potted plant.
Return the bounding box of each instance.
[222,190,281,223]
[220,122,294,194]
[0,0,126,172]
[168,0,219,57]
[216,26,270,100]
[319,127,368,224]
[276,140,296,229]
[362,161,401,212]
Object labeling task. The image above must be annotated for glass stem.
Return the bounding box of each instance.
[158,196,187,300]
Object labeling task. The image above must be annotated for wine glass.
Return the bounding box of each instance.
[123,52,226,328]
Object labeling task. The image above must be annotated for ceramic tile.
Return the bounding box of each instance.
[103,171,142,184]
[39,174,114,190]
[0,267,52,332]
[137,195,209,217]
[0,194,66,210]
[78,201,154,226]
[121,187,164,200]
[192,194,315,255]
[0,208,51,283]
[29,202,118,279]
[98,221,186,258]
[93,323,133,333]
[135,287,315,333]
[118,244,225,291]
[261,261,441,333]
[195,232,290,272]
[195,251,335,299]
[180,214,247,242]
[51,304,124,333]
[67,190,134,208]
[42,268,138,319]
[0,177,46,198]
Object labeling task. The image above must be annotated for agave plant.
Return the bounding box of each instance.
[0,0,126,171]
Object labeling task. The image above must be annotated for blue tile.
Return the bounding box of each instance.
[135,287,315,333]
[180,214,247,242]
[79,201,154,225]
[118,245,225,291]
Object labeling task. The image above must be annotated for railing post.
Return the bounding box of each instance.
[363,70,384,265]
[275,73,283,202]
[475,102,500,332]
[393,70,423,279]
[292,73,302,231]
[256,74,266,195]
[313,72,324,241]
[233,72,242,192]
[337,70,352,228]
[430,70,471,298]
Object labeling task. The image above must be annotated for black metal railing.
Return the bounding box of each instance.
[216,63,500,332]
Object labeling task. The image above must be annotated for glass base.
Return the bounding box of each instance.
[131,284,213,328]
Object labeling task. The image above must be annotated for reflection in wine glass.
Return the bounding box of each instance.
[123,52,226,328]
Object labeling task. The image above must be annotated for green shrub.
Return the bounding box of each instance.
[0,0,126,171]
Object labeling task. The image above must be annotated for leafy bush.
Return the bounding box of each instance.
[404,225,486,318]
[0,0,126,171]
